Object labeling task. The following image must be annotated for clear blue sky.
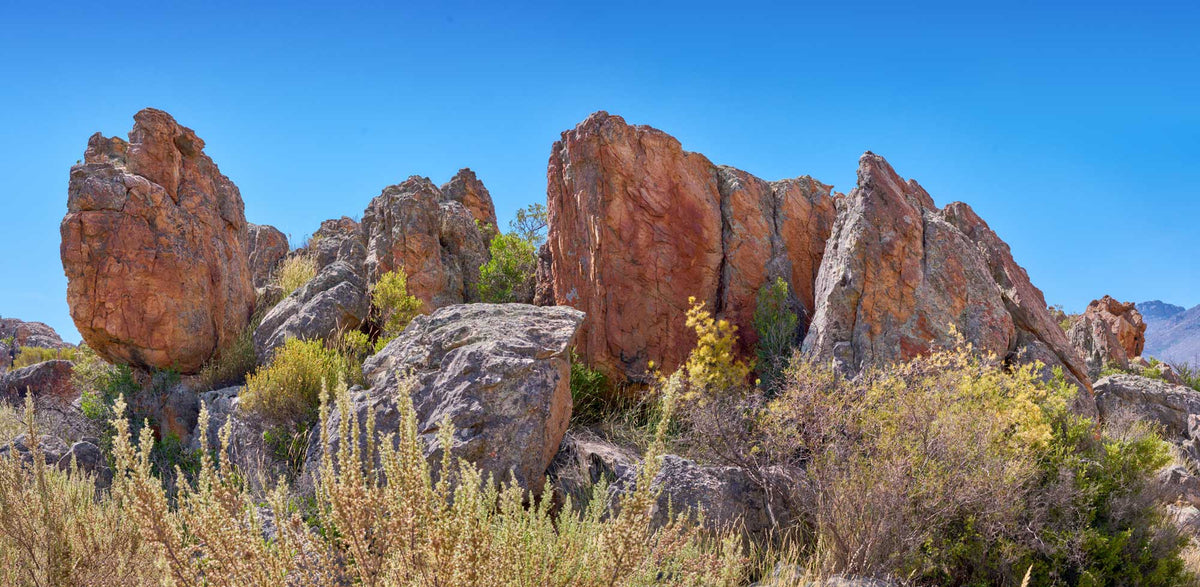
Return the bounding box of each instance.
[2,1,1197,344]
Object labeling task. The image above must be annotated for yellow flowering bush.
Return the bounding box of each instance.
[682,296,751,399]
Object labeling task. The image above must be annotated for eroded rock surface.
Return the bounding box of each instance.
[541,112,836,380]
[1069,296,1148,380]
[308,304,583,491]
[61,108,255,373]
[0,317,70,350]
[247,223,290,289]
[1,360,75,404]
[801,153,1093,407]
[362,176,491,309]
[441,168,498,230]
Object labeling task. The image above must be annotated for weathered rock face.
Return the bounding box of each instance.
[441,168,498,230]
[61,108,255,373]
[801,153,1094,406]
[542,112,837,380]
[246,223,290,290]
[310,304,583,491]
[1069,296,1147,380]
[647,455,799,539]
[254,256,369,363]
[1095,374,1200,444]
[0,317,71,350]
[1,360,76,404]
[361,176,491,309]
[547,432,639,506]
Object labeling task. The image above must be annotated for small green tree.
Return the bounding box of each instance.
[478,232,538,303]
[510,203,548,246]
[373,268,424,340]
[753,277,798,395]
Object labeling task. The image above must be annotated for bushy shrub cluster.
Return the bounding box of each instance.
[752,277,799,396]
[681,296,751,399]
[478,232,537,303]
[11,345,78,369]
[0,376,747,586]
[241,338,348,431]
[371,268,423,344]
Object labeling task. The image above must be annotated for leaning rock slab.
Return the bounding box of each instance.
[309,304,583,491]
[61,108,255,373]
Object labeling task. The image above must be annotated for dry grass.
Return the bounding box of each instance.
[273,253,317,296]
[0,376,748,586]
[11,346,78,370]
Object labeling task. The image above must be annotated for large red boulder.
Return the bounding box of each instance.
[61,109,255,373]
[1069,295,1148,380]
[540,112,836,381]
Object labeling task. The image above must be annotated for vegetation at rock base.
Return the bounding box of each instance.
[241,337,348,431]
[371,267,424,345]
[478,231,538,303]
[1173,361,1200,392]
[10,345,77,369]
[197,292,279,390]
[682,296,752,400]
[272,252,317,296]
[0,373,747,586]
[752,277,799,396]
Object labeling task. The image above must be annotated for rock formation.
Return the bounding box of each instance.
[798,154,1093,402]
[540,112,836,381]
[440,168,499,230]
[1068,296,1147,380]
[362,176,491,309]
[61,108,255,373]
[246,223,290,290]
[1,360,75,404]
[0,317,70,350]
[254,220,369,362]
[309,303,583,491]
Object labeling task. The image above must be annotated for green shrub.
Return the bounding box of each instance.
[197,326,257,390]
[752,277,798,396]
[477,232,537,303]
[569,355,612,425]
[241,338,347,430]
[273,253,317,296]
[1171,362,1200,392]
[11,346,78,369]
[372,268,424,340]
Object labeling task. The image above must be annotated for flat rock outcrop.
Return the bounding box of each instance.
[1069,296,1147,379]
[246,223,290,289]
[362,176,491,309]
[541,112,836,381]
[801,153,1093,403]
[61,108,255,373]
[0,317,70,350]
[309,303,583,491]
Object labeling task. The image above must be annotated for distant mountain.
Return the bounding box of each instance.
[1138,300,1200,367]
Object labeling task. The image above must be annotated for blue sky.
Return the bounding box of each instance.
[1,1,1197,343]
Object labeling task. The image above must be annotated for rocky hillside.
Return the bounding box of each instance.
[1140,300,1200,367]
[5,108,1200,585]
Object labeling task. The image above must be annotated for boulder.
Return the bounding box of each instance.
[541,112,836,381]
[247,223,290,290]
[61,108,255,373]
[0,340,11,372]
[361,176,491,309]
[547,431,639,506]
[440,168,498,230]
[647,455,799,539]
[0,433,69,466]
[0,317,71,350]
[801,153,1094,407]
[1094,374,1200,443]
[254,259,369,362]
[189,387,289,487]
[1069,296,1148,380]
[128,378,201,443]
[308,304,584,491]
[1,360,76,404]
